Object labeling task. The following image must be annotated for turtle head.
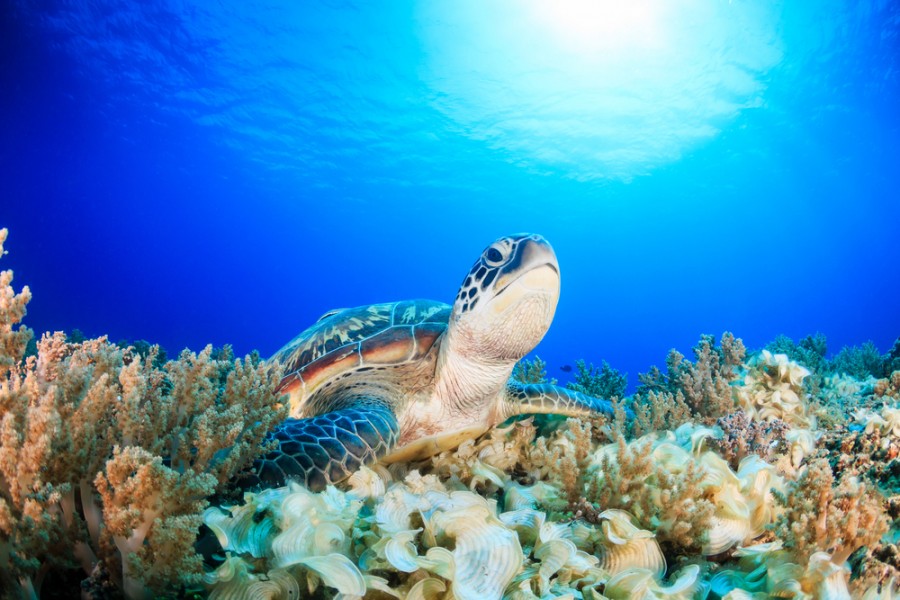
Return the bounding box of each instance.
[450,234,560,362]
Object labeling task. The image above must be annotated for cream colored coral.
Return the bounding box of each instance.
[734,350,814,427]
[208,472,526,600]
[595,509,666,577]
[603,564,704,600]
[589,431,783,556]
[822,373,872,407]
[861,578,900,599]
[855,404,900,442]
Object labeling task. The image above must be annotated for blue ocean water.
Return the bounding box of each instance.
[2,0,898,391]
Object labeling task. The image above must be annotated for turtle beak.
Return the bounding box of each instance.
[488,236,560,321]
[493,235,560,297]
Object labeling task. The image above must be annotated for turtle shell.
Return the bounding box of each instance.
[272,299,451,414]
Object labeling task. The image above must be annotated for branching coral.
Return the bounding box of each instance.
[566,359,627,401]
[832,342,888,380]
[637,332,745,424]
[582,431,786,557]
[0,229,286,598]
[523,418,595,504]
[773,457,888,565]
[712,410,790,470]
[631,390,693,437]
[585,435,716,553]
[512,356,556,385]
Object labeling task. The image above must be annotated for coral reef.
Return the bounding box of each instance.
[773,457,888,565]
[0,229,286,598]
[711,410,790,471]
[512,355,556,385]
[635,332,745,426]
[732,350,815,428]
[3,227,899,599]
[566,359,628,401]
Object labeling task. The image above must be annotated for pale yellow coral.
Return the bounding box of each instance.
[855,403,900,444]
[595,509,666,578]
[603,564,704,600]
[711,542,855,599]
[204,556,299,600]
[861,578,900,599]
[734,350,815,428]
[587,431,783,555]
[208,472,527,600]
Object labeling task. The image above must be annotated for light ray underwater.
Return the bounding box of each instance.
[2,0,900,598]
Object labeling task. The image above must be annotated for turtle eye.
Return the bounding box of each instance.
[485,247,504,264]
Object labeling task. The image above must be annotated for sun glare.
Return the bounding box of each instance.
[531,0,665,54]
[416,0,782,181]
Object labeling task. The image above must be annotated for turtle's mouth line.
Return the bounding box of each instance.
[494,262,559,298]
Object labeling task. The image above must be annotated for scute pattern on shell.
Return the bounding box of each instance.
[272,299,450,394]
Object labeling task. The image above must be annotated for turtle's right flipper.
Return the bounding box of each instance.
[503,382,635,421]
[247,404,400,491]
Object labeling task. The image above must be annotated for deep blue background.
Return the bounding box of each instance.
[2,0,899,390]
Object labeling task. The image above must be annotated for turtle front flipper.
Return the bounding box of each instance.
[502,382,634,421]
[250,404,400,491]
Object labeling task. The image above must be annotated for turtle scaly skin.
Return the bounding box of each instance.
[248,234,620,490]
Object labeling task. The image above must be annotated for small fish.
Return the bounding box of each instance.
[560,364,573,373]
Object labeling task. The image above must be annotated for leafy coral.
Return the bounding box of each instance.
[733,349,815,428]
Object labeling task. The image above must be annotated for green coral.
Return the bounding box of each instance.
[766,333,829,376]
[830,341,888,379]
[512,355,556,385]
[566,359,627,400]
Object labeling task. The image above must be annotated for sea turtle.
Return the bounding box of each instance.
[251,234,618,490]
